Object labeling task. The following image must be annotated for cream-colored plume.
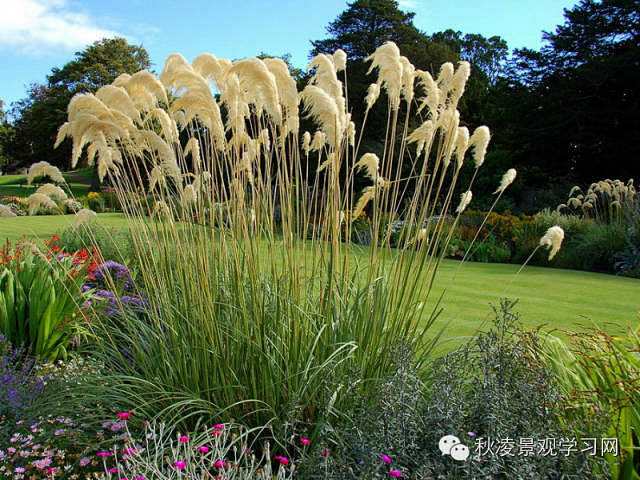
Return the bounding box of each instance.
[494,168,517,194]
[539,225,564,260]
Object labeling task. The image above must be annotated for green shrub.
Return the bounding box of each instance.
[56,225,132,265]
[86,193,105,213]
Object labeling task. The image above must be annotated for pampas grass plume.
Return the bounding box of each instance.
[469,126,490,167]
[494,168,517,194]
[36,183,68,201]
[539,225,564,260]
[456,190,472,213]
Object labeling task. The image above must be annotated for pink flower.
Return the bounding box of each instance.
[381,454,392,463]
[214,460,227,468]
[211,431,222,436]
[389,470,403,477]
[14,468,25,473]
[198,446,210,453]
[79,457,91,466]
[123,448,137,455]
[300,438,311,445]
[322,449,330,457]
[134,477,146,480]
[46,467,57,477]
[213,424,224,430]
[274,455,289,465]
[173,461,186,470]
[179,435,189,444]
[116,412,131,420]
[97,452,113,457]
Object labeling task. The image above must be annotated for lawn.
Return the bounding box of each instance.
[0,167,94,198]
[1,213,637,345]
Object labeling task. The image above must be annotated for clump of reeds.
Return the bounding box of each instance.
[558,178,637,224]
[54,43,524,439]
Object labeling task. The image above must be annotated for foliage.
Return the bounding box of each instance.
[305,300,601,479]
[543,326,640,479]
[0,240,92,360]
[55,225,133,266]
[0,100,15,169]
[492,0,640,188]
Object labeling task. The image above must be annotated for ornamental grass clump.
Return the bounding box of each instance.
[55,43,522,442]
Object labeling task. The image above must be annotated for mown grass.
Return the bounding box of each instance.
[1,213,636,346]
[0,167,94,198]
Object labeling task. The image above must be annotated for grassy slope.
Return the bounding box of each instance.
[1,213,637,344]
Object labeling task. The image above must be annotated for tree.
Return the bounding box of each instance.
[0,100,15,170]
[7,38,150,173]
[493,0,640,188]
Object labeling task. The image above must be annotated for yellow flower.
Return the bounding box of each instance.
[87,191,100,200]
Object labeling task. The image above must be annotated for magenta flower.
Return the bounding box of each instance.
[173,460,186,470]
[46,467,57,477]
[97,452,113,457]
[108,468,117,473]
[214,460,227,468]
[211,431,222,436]
[322,449,330,457]
[274,455,289,465]
[389,470,403,477]
[381,454,392,463]
[213,424,224,430]
[179,435,189,443]
[198,446,210,453]
[123,448,137,455]
[134,477,146,480]
[116,412,131,420]
[300,438,311,445]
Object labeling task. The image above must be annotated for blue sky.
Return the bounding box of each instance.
[0,0,579,108]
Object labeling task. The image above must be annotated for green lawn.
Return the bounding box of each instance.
[0,168,94,198]
[1,213,637,345]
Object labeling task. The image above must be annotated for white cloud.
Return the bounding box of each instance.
[0,0,122,54]
[398,0,420,9]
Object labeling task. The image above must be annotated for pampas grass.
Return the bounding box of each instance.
[53,42,529,446]
[26,192,58,216]
[0,204,17,217]
[36,183,68,201]
[27,161,65,185]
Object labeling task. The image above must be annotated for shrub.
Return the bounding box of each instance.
[86,192,106,213]
[55,225,133,265]
[304,300,602,479]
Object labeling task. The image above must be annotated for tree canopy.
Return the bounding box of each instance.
[492,0,640,188]
[6,38,150,171]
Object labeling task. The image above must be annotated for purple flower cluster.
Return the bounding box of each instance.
[0,335,47,419]
[82,262,148,318]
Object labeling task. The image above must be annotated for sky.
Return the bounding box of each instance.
[0,0,580,109]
